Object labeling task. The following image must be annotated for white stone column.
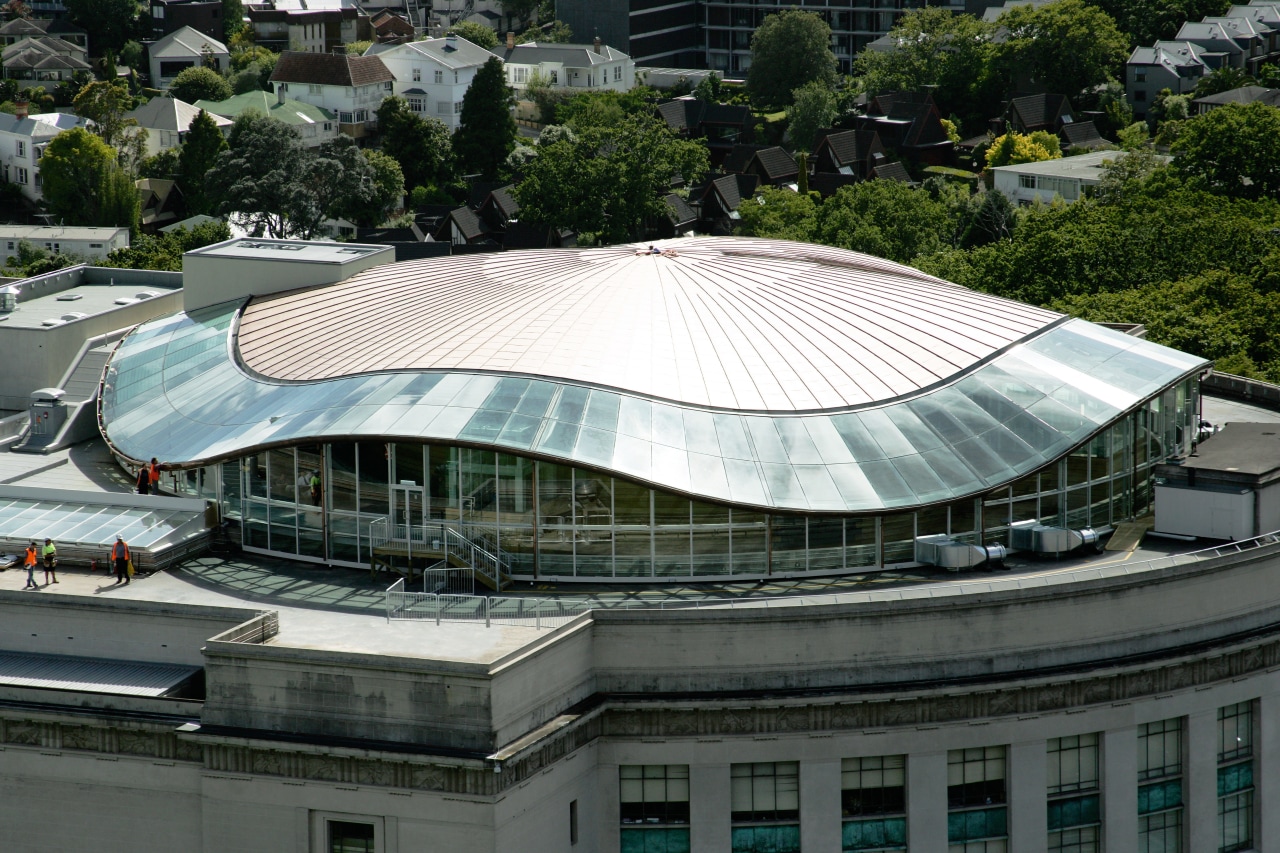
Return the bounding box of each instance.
[1187,710,1218,853]
[1103,726,1138,853]
[1009,739,1047,853]
[1259,695,1280,853]
[690,763,731,853]
[599,764,620,853]
[800,759,841,853]
[907,751,947,850]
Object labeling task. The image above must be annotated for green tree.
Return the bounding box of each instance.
[854,7,997,129]
[138,147,181,180]
[1116,121,1149,150]
[499,0,538,24]
[736,186,819,241]
[205,112,314,237]
[118,40,144,71]
[63,0,136,53]
[376,96,453,192]
[816,180,953,263]
[555,87,655,130]
[1193,66,1255,99]
[38,127,138,228]
[354,149,405,226]
[786,80,837,152]
[101,220,232,270]
[447,21,498,49]
[747,10,838,110]
[222,0,244,39]
[1083,0,1230,48]
[170,66,232,104]
[984,130,1061,167]
[72,80,136,149]
[453,57,517,181]
[514,113,708,243]
[993,0,1127,98]
[1172,101,1280,200]
[179,108,229,214]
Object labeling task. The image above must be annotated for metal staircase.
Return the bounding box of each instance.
[369,519,514,591]
[12,331,127,454]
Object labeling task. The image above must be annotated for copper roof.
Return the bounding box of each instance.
[235,238,1061,413]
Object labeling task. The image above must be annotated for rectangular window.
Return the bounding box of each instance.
[16,140,24,157]
[731,762,799,822]
[843,755,906,851]
[550,70,558,84]
[16,168,27,184]
[413,67,421,81]
[620,765,690,825]
[338,111,354,123]
[1139,808,1181,853]
[842,755,905,817]
[329,821,373,853]
[434,69,443,84]
[569,799,578,845]
[1018,174,1035,189]
[1047,734,1101,850]
[1136,70,1147,82]
[437,101,450,114]
[454,101,463,114]
[948,747,1006,808]
[309,84,322,94]
[1139,718,1182,781]
[614,65,622,81]
[408,97,423,112]
[1218,702,1254,852]
[514,66,528,83]
[1048,734,1099,796]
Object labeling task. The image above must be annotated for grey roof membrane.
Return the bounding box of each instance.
[0,650,199,697]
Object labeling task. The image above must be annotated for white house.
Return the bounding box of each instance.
[148,25,229,90]
[123,96,233,156]
[192,90,339,148]
[490,36,635,93]
[0,106,91,204]
[366,35,493,131]
[269,51,395,137]
[991,150,1170,205]
[0,225,129,264]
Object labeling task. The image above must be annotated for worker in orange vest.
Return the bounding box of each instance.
[112,535,131,585]
[149,458,162,491]
[23,541,38,589]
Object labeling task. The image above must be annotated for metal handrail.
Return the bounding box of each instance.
[370,518,514,591]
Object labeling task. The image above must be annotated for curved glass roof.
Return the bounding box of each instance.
[235,238,1062,412]
[100,297,1207,513]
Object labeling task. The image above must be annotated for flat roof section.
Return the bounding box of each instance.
[0,650,200,697]
[0,282,172,330]
[187,238,390,265]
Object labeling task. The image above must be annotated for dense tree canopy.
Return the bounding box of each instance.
[1084,0,1229,48]
[376,96,453,194]
[854,7,997,130]
[747,11,838,110]
[447,21,498,49]
[205,113,313,237]
[100,220,232,271]
[179,108,229,215]
[453,57,517,181]
[170,66,233,104]
[63,0,137,53]
[984,131,1062,167]
[1172,102,1280,200]
[514,113,708,243]
[992,0,1128,99]
[72,79,137,153]
[786,81,837,152]
[38,127,138,228]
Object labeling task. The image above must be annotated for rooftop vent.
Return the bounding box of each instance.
[135,291,159,299]
[114,297,140,305]
[56,293,83,301]
[60,312,88,322]
[41,318,65,327]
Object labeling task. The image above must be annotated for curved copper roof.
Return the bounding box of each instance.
[235,238,1061,413]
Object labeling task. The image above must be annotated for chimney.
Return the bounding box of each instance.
[14,97,28,120]
[506,30,515,50]
[593,35,601,54]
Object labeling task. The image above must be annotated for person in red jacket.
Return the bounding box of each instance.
[111,535,130,584]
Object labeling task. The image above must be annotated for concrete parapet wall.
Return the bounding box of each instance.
[0,592,261,666]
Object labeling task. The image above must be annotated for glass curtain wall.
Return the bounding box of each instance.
[224,379,1198,578]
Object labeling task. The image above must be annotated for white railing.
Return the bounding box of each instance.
[385,583,593,628]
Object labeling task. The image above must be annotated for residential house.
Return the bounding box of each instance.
[148,26,230,90]
[136,179,186,231]
[657,193,696,238]
[736,146,797,187]
[436,206,492,246]
[0,18,87,49]
[366,35,491,131]
[270,50,395,137]
[123,96,233,157]
[1004,93,1075,134]
[150,0,225,41]
[990,150,1169,205]
[855,91,954,166]
[0,106,91,204]
[872,160,915,184]
[370,10,414,44]
[1174,20,1249,69]
[1192,83,1280,112]
[1059,121,1111,151]
[0,226,129,263]
[810,128,885,180]
[1126,41,1211,117]
[1,37,90,82]
[688,172,758,235]
[1198,15,1280,72]
[193,91,339,147]
[657,97,753,167]
[492,35,635,94]
[246,5,366,54]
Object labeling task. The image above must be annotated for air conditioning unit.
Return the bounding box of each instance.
[1009,521,1106,557]
[915,534,1008,571]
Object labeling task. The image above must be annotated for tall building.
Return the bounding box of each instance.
[2,236,1275,852]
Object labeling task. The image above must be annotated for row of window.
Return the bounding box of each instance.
[617,701,1256,853]
[411,67,460,85]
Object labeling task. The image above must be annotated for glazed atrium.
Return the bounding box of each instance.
[99,237,1207,581]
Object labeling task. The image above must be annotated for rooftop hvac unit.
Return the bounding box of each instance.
[0,286,17,313]
[1009,521,1106,557]
[915,534,1008,571]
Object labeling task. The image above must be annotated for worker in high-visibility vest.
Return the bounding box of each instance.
[112,535,130,585]
[23,541,38,590]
